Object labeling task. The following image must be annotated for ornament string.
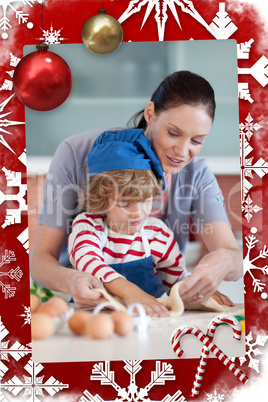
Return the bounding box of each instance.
[42,0,43,33]
[40,0,44,42]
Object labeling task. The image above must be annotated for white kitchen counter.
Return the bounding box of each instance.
[32,304,245,363]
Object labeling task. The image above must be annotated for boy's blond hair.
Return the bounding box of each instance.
[80,169,163,214]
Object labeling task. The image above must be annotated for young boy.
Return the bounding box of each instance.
[68,129,190,317]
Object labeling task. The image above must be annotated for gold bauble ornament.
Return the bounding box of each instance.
[82,8,123,55]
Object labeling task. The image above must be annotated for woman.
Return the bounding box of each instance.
[30,70,242,308]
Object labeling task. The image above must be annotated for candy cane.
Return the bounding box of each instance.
[171,325,249,389]
[191,314,242,397]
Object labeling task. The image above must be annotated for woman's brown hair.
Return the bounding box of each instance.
[129,70,216,129]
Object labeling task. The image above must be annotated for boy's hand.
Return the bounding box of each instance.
[124,290,169,317]
[105,277,169,317]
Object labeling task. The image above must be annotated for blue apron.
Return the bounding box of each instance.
[101,226,158,297]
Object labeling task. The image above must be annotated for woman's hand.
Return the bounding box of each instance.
[69,272,106,308]
[211,290,235,307]
[30,225,107,308]
[179,248,241,304]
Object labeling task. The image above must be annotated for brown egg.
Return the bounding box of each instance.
[68,311,93,335]
[111,311,135,336]
[38,296,68,317]
[31,313,55,340]
[85,313,114,340]
[30,294,41,313]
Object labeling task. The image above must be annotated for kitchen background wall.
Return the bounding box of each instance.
[25,40,239,157]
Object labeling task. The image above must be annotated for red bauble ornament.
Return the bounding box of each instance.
[13,43,72,111]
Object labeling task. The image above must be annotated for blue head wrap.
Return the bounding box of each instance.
[87,129,165,189]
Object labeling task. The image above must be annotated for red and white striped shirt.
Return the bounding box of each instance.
[68,213,189,293]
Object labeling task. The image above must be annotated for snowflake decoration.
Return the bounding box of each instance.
[0,266,23,296]
[0,53,21,91]
[0,249,16,267]
[237,36,268,102]
[118,0,220,41]
[0,94,25,154]
[80,360,186,402]
[240,113,268,221]
[0,357,69,401]
[204,389,225,402]
[240,113,263,141]
[238,82,253,103]
[17,227,30,254]
[0,250,23,299]
[18,148,27,166]
[0,0,42,40]
[244,227,268,297]
[237,39,254,103]
[118,2,239,41]
[238,55,268,88]
[0,280,16,298]
[237,38,254,60]
[39,23,65,44]
[0,317,31,380]
[19,305,31,325]
[239,331,268,373]
[208,2,238,39]
[242,195,262,223]
[0,167,28,229]
[0,281,17,298]
[0,250,23,282]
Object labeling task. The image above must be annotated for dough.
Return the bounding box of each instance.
[157,282,184,316]
[92,288,127,311]
[92,282,229,317]
[157,281,229,316]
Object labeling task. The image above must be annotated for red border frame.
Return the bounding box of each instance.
[0,1,267,400]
